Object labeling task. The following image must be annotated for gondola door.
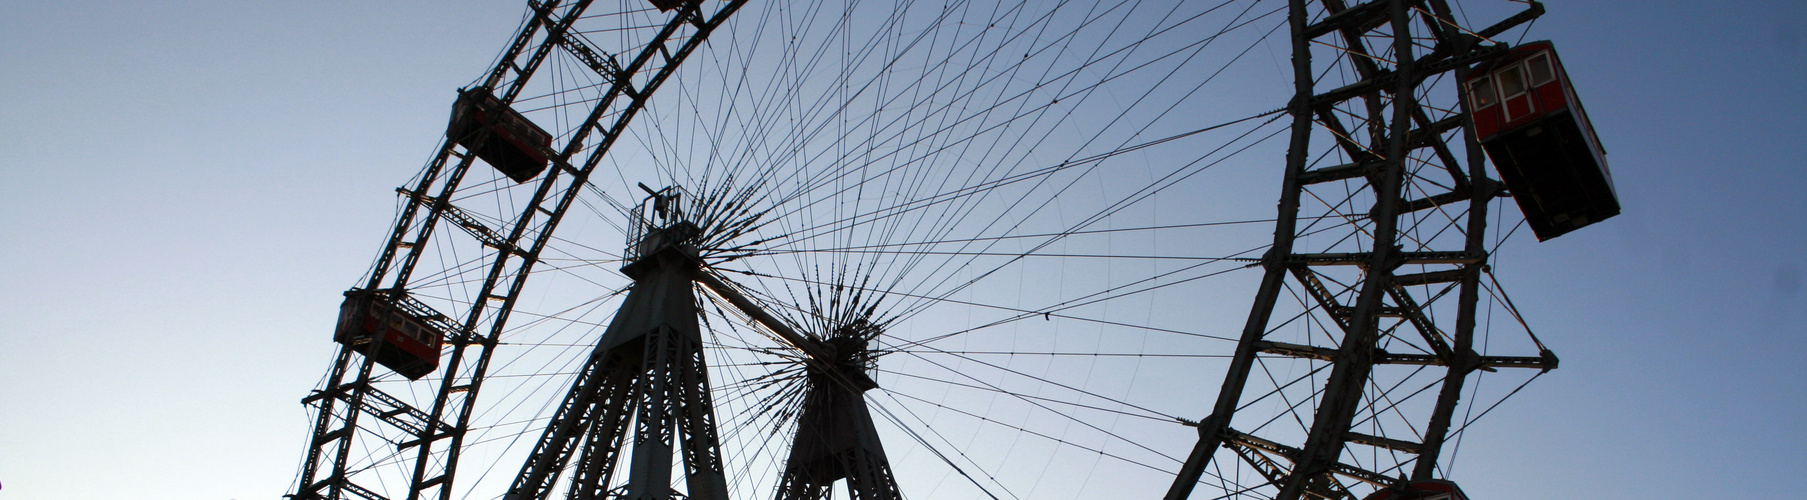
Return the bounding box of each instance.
[1495,62,1535,122]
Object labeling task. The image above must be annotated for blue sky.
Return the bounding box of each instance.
[2,1,1803,499]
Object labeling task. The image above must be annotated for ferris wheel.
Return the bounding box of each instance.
[286,1,1609,500]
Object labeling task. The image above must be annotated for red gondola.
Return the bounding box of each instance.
[1361,479,1469,500]
[333,292,445,380]
[1467,41,1618,241]
[448,88,554,184]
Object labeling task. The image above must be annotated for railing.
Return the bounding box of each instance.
[624,185,697,263]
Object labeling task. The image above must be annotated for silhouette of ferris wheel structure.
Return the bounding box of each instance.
[287,1,1612,500]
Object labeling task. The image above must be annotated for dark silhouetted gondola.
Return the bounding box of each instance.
[1468,41,1618,241]
[333,292,444,380]
[448,88,554,183]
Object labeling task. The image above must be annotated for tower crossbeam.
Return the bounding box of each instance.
[1164,2,1553,499]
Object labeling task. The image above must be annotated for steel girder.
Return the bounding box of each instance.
[504,246,731,500]
[774,352,900,500]
[1164,1,1553,499]
[290,2,746,499]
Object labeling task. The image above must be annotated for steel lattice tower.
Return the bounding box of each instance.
[502,192,905,500]
[504,218,732,500]
[1165,1,1558,499]
[774,331,902,500]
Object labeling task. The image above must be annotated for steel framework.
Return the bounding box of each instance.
[287,1,1584,498]
[1165,1,1557,499]
[500,208,904,500]
[773,330,901,500]
[290,2,746,499]
[503,222,730,500]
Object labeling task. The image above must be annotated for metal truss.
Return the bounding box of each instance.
[504,244,730,500]
[774,339,900,500]
[502,212,900,500]
[1164,1,1555,499]
[289,1,746,499]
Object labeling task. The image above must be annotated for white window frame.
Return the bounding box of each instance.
[1526,51,1556,86]
[1469,75,1498,110]
[1496,64,1528,99]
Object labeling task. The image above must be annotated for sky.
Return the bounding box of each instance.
[2,1,1804,499]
